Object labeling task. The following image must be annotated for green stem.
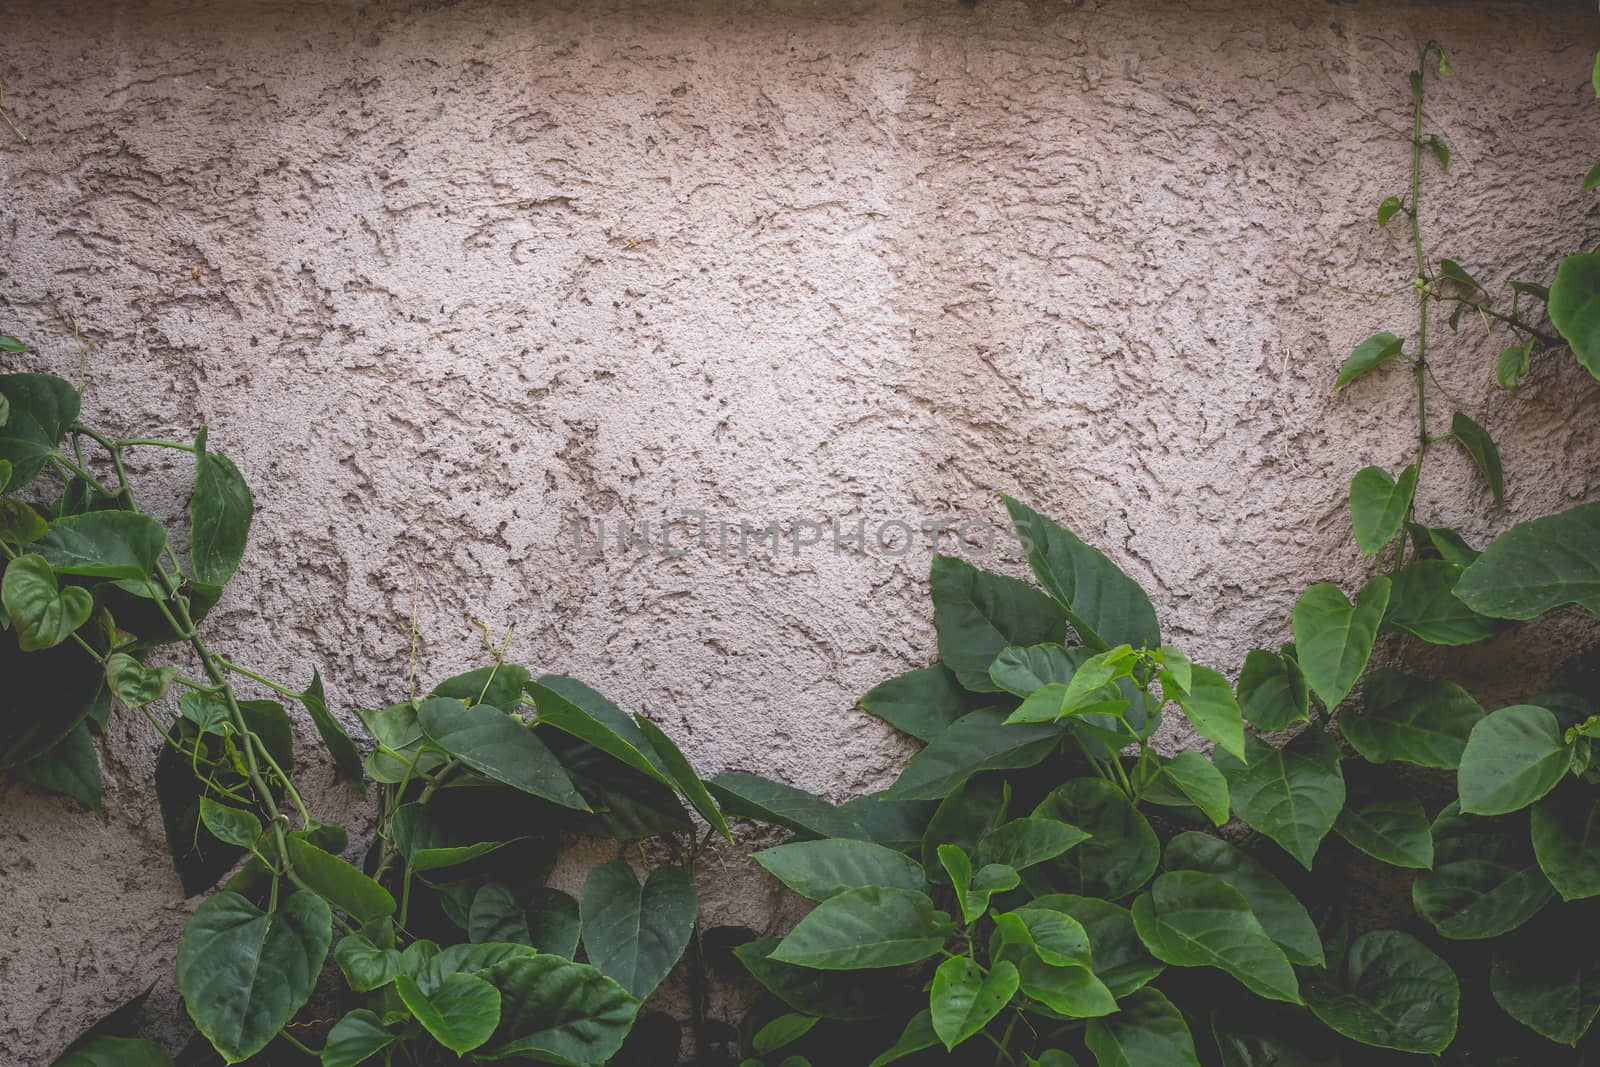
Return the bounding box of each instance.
[216,656,301,700]
[115,436,197,452]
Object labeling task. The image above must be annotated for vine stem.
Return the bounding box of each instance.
[1397,44,1437,573]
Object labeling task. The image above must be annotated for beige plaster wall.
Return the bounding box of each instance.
[1,0,1598,1060]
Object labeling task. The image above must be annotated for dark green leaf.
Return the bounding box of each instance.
[36,511,166,580]
[1303,930,1458,1053]
[176,890,332,1063]
[104,653,177,707]
[395,971,500,1055]
[1413,803,1555,939]
[1586,161,1600,192]
[1490,903,1600,1046]
[321,1009,396,1067]
[296,668,364,790]
[1291,577,1391,709]
[468,882,531,945]
[1335,333,1405,389]
[3,553,92,651]
[1084,987,1200,1067]
[1153,752,1229,827]
[1235,649,1309,732]
[285,836,394,924]
[734,937,890,1021]
[922,776,1007,881]
[753,1013,818,1055]
[1215,732,1344,869]
[1131,871,1300,1004]
[1386,558,1500,645]
[1496,341,1531,389]
[1029,894,1162,997]
[867,1011,938,1067]
[1333,776,1433,869]
[755,839,928,900]
[930,553,1066,692]
[1437,258,1484,297]
[1455,501,1600,619]
[52,1036,172,1067]
[1163,832,1322,966]
[631,712,730,840]
[188,430,253,586]
[707,771,865,839]
[1549,251,1600,379]
[1531,782,1600,900]
[1349,465,1417,556]
[483,953,639,1063]
[389,802,518,874]
[889,709,1062,801]
[1458,704,1571,815]
[930,956,1018,1051]
[1340,668,1485,768]
[432,663,532,712]
[1428,134,1449,171]
[333,933,403,992]
[198,798,261,849]
[989,642,1079,698]
[580,861,697,999]
[860,664,968,740]
[770,887,951,970]
[0,373,79,491]
[1165,664,1244,761]
[1003,496,1161,652]
[1376,196,1402,227]
[419,696,585,809]
[18,722,100,810]
[976,816,1090,870]
[0,498,48,548]
[1032,778,1158,899]
[1448,411,1504,504]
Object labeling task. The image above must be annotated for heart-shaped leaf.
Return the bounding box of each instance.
[1153,752,1230,827]
[334,933,403,992]
[1531,782,1600,900]
[36,511,167,580]
[1386,558,1500,645]
[483,953,640,1063]
[394,971,500,1055]
[1085,987,1200,1067]
[1303,930,1458,1053]
[1029,894,1163,997]
[1333,776,1433,869]
[1458,704,1572,815]
[1548,251,1600,380]
[579,861,697,999]
[3,554,92,651]
[321,1009,397,1067]
[418,697,586,810]
[1340,668,1484,768]
[284,836,394,924]
[1455,501,1600,619]
[930,553,1066,692]
[1164,664,1244,760]
[1163,832,1322,966]
[1132,871,1301,1004]
[1215,732,1344,870]
[771,887,952,970]
[755,838,928,901]
[0,373,79,491]
[975,816,1090,871]
[930,956,1019,1051]
[1033,778,1158,899]
[104,653,178,708]
[1349,465,1418,555]
[176,890,332,1063]
[1235,649,1309,731]
[1413,803,1555,939]
[1291,577,1391,710]
[188,429,254,586]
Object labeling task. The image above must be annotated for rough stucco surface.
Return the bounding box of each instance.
[1,0,1599,1059]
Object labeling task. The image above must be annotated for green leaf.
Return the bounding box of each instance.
[482,953,640,1063]
[631,711,731,840]
[1594,50,1599,97]
[1214,732,1344,869]
[1348,465,1417,556]
[188,430,253,586]
[1030,894,1162,997]
[1154,751,1229,827]
[1235,649,1309,732]
[1163,832,1322,966]
[1164,664,1244,761]
[993,907,1093,968]
[755,839,928,901]
[1455,501,1600,618]
[36,511,167,580]
[1340,668,1485,768]
[1437,258,1485,297]
[990,642,1079,697]
[0,498,48,548]
[888,709,1063,801]
[930,956,1019,1051]
[285,836,394,924]
[1496,340,1531,389]
[297,668,365,790]
[53,1036,173,1067]
[198,798,262,849]
[1413,802,1555,939]
[1549,251,1600,380]
[754,1013,819,1055]
[1491,904,1600,1046]
[1290,577,1391,709]
[104,652,177,707]
[836,794,932,852]
[922,776,1007,880]
[3,554,92,650]
[1033,778,1158,898]
[394,971,500,1055]
[867,1011,938,1067]
[525,888,582,959]
[1333,777,1434,869]
[1084,987,1200,1067]
[1531,782,1600,900]
[733,937,885,1021]
[1448,412,1504,504]
[333,933,403,992]
[1458,704,1572,815]
[176,890,333,1063]
[1386,558,1500,645]
[1209,1022,1338,1067]
[468,882,530,945]
[18,722,101,810]
[321,1009,396,1067]
[389,802,518,874]
[770,887,952,970]
[706,771,865,839]
[0,373,79,491]
[1303,930,1458,1053]
[1335,332,1405,389]
[1131,871,1301,1004]
[0,332,24,353]
[1003,496,1161,652]
[1376,196,1402,227]
[1428,134,1449,170]
[418,696,586,809]
[432,663,532,712]
[860,664,968,740]
[1586,160,1600,192]
[930,553,1066,691]
[580,861,697,999]
[527,675,672,785]
[975,816,1090,870]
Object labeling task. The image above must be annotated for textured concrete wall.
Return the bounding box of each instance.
[2,0,1598,1060]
